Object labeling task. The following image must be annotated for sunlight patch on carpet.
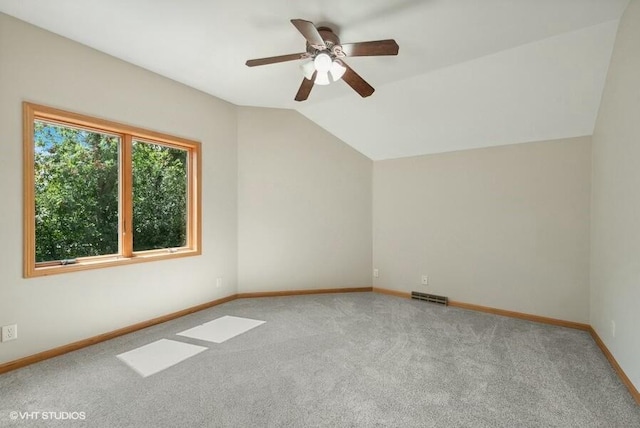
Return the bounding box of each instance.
[117,339,207,377]
[177,315,265,343]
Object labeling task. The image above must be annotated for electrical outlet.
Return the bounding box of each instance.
[373,269,379,278]
[611,320,616,338]
[421,275,429,285]
[216,278,223,288]
[1,324,17,342]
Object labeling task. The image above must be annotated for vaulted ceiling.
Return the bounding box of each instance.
[0,0,629,159]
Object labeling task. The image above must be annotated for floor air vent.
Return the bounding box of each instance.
[411,291,448,306]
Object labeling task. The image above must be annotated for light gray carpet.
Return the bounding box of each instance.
[1,292,638,427]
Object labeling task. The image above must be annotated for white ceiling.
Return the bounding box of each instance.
[0,0,629,160]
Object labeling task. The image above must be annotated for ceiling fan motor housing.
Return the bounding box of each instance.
[306,27,345,58]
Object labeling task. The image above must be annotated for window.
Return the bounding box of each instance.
[23,102,201,277]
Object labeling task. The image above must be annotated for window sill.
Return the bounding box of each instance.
[26,249,201,278]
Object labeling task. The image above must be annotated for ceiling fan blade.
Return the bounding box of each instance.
[341,39,399,57]
[246,53,306,67]
[291,19,326,49]
[341,62,375,98]
[295,71,317,102]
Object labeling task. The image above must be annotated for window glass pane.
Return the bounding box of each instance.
[132,141,188,251]
[34,120,120,262]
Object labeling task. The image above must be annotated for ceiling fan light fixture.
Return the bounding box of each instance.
[330,59,346,81]
[313,52,332,73]
[300,60,315,80]
[315,71,330,85]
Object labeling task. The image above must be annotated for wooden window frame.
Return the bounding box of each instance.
[23,102,202,278]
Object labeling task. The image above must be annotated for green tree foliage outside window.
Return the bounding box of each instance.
[132,141,187,251]
[34,121,188,263]
[34,121,119,262]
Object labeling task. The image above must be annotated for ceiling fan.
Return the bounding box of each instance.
[245,19,399,102]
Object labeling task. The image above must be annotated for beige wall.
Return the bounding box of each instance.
[373,137,592,323]
[237,107,372,292]
[0,14,238,363]
[591,0,640,390]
